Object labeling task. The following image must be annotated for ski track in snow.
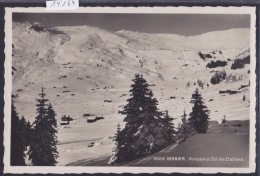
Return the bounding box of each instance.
[57,138,103,145]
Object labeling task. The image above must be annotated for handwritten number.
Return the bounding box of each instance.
[51,1,56,6]
[48,0,77,9]
[57,0,61,7]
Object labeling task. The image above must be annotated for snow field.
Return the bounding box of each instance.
[12,22,251,165]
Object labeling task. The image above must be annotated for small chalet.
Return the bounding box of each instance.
[96,115,104,120]
[60,115,70,125]
[60,119,69,125]
[87,116,97,123]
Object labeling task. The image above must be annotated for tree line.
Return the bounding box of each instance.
[109,74,210,165]
[11,87,59,166]
[231,55,250,70]
[206,60,227,68]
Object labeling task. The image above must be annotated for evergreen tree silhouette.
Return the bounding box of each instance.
[189,89,210,133]
[177,110,194,143]
[114,74,175,163]
[46,103,59,164]
[25,120,31,146]
[28,87,59,166]
[180,110,188,136]
[161,110,176,142]
[108,123,121,165]
[11,102,27,166]
[182,110,187,123]
[19,116,31,146]
[116,123,121,137]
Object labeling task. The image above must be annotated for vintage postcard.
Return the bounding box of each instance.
[3,6,256,174]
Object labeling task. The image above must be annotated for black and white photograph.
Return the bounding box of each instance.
[3,7,256,174]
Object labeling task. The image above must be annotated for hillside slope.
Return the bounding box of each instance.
[66,120,249,167]
[12,23,250,123]
[12,22,251,166]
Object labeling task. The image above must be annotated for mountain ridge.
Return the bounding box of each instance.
[12,22,250,127]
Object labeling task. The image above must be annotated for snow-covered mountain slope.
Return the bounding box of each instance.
[12,22,251,166]
[12,21,250,130]
[187,28,249,49]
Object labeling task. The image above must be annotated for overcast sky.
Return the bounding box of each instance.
[13,13,250,36]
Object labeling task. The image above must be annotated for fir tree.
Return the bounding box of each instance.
[20,116,31,146]
[116,123,121,137]
[180,110,188,135]
[46,103,59,164]
[11,102,26,166]
[114,74,175,163]
[25,120,31,146]
[161,110,176,142]
[28,87,59,166]
[186,82,190,88]
[243,95,246,102]
[47,103,58,129]
[177,110,193,143]
[189,89,210,133]
[108,123,121,165]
